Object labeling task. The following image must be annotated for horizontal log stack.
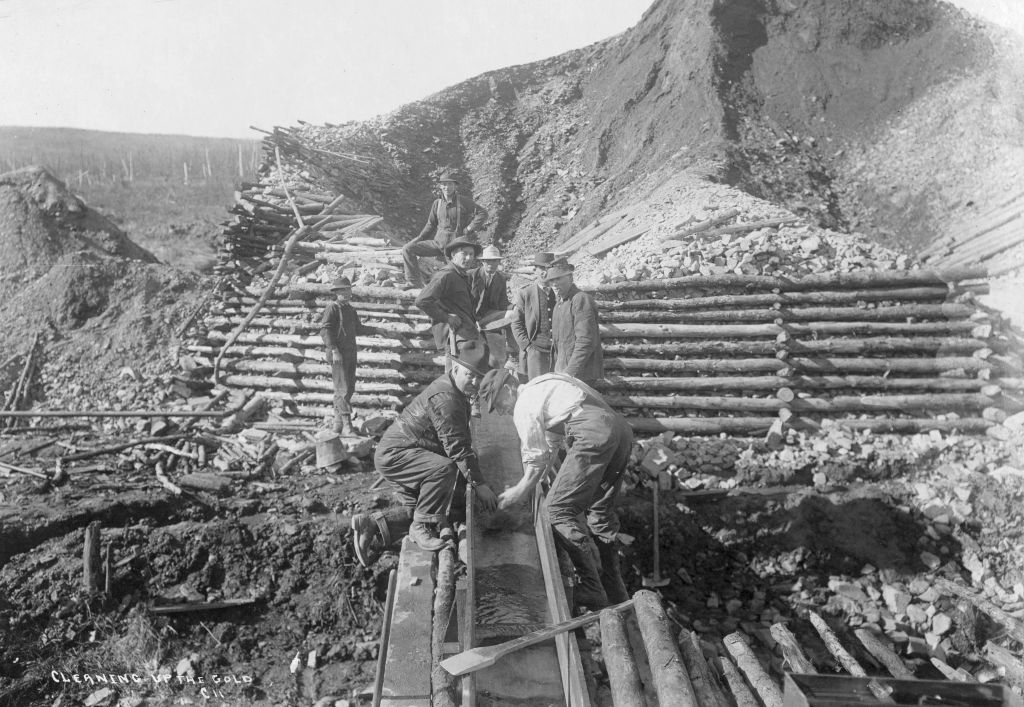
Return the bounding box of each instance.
[189,127,1022,436]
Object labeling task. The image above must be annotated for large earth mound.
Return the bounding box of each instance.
[0,166,209,414]
[276,0,1022,264]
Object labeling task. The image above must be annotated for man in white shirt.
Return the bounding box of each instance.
[479,368,631,609]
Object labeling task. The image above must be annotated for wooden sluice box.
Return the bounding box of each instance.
[784,674,1023,707]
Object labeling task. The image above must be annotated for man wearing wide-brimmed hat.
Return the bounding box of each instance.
[415,236,486,356]
[402,169,488,289]
[319,274,370,436]
[475,367,631,610]
[545,259,604,386]
[351,341,499,563]
[510,251,557,380]
[474,244,516,369]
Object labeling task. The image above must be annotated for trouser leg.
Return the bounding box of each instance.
[402,240,445,288]
[374,445,459,524]
[332,358,356,433]
[526,347,551,380]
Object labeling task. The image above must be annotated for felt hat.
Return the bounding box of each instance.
[437,169,459,183]
[479,245,502,261]
[449,340,490,378]
[330,275,353,291]
[542,260,575,282]
[533,251,555,267]
[479,367,519,413]
[443,237,483,258]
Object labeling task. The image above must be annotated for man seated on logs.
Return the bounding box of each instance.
[474,244,516,370]
[402,169,488,289]
[477,367,630,610]
[415,236,488,415]
[319,275,372,437]
[350,341,499,565]
[547,259,604,387]
[510,251,556,380]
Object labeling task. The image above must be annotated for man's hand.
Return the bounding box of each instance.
[475,484,498,512]
[498,484,529,510]
[446,313,463,330]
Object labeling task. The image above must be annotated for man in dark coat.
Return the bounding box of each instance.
[547,260,604,386]
[415,237,485,357]
[402,170,488,288]
[478,368,631,610]
[475,244,515,369]
[319,275,370,436]
[351,342,499,564]
[510,251,556,380]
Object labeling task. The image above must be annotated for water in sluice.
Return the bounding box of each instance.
[475,563,549,630]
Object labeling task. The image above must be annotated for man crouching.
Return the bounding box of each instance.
[351,341,499,566]
[478,368,631,609]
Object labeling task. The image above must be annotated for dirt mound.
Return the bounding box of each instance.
[0,167,157,295]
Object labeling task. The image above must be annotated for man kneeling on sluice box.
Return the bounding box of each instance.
[350,340,499,567]
[478,368,631,610]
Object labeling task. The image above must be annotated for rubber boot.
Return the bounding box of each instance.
[596,538,630,604]
[408,520,446,552]
[558,528,609,610]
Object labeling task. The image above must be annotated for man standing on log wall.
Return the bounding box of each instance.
[546,260,604,386]
[475,244,515,370]
[510,251,556,380]
[402,170,488,289]
[350,341,499,565]
[319,275,370,437]
[479,368,631,610]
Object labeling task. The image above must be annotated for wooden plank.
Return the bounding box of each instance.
[536,496,591,706]
[381,537,435,707]
[582,223,651,259]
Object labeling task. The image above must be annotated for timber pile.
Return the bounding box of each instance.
[190,128,1022,435]
[920,189,1024,278]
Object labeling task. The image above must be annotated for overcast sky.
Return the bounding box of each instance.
[0,0,1020,139]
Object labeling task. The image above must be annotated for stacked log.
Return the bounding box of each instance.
[187,127,1020,435]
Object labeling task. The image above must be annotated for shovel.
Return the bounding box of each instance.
[642,481,670,588]
[440,598,634,676]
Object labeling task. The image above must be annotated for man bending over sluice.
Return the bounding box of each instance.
[350,341,499,566]
[478,368,631,610]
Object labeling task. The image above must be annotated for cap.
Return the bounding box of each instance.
[479,368,519,413]
[437,169,459,183]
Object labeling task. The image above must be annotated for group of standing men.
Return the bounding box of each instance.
[346,170,632,610]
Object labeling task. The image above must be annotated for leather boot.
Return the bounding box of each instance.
[559,532,609,610]
[408,520,446,552]
[335,414,356,437]
[596,538,630,604]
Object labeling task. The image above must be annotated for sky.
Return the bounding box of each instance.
[0,0,653,138]
[0,0,1021,140]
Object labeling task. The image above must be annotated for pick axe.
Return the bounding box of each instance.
[640,443,673,588]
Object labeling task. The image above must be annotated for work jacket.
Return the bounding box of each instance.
[414,194,488,249]
[510,282,555,351]
[319,301,367,359]
[551,284,603,383]
[415,263,480,349]
[377,374,484,484]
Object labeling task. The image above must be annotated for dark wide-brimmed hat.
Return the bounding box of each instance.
[448,340,490,378]
[437,169,459,183]
[330,275,353,291]
[533,251,555,267]
[479,367,520,413]
[443,237,483,258]
[542,260,575,282]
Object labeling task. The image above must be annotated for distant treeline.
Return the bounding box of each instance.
[0,126,259,187]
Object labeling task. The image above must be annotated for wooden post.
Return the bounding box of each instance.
[600,607,646,707]
[853,628,913,679]
[769,623,817,674]
[83,521,102,593]
[717,655,761,707]
[724,632,783,707]
[678,631,730,707]
[432,545,458,707]
[634,590,698,706]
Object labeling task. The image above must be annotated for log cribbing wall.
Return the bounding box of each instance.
[190,157,1022,436]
